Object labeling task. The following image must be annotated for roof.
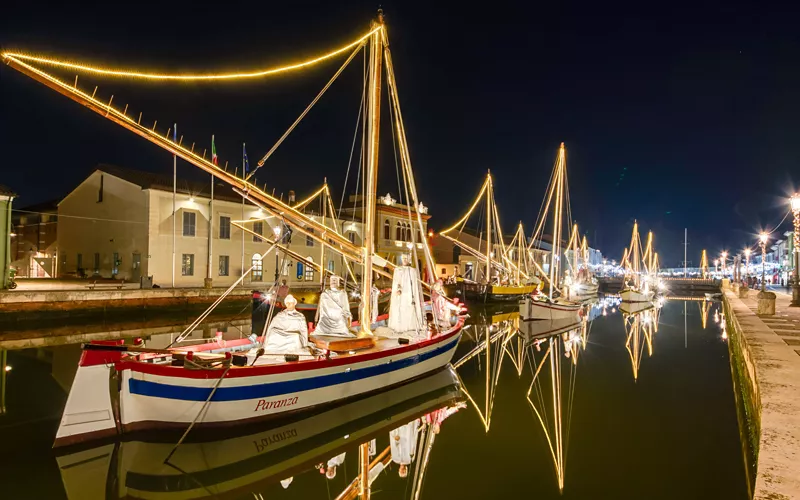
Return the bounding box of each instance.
[0,185,17,197]
[18,199,59,213]
[95,164,252,204]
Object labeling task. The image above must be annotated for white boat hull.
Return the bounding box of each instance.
[519,296,581,321]
[56,321,464,446]
[620,288,654,303]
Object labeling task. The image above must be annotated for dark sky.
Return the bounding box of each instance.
[3,0,800,266]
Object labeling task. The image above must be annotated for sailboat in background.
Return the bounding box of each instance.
[520,143,581,321]
[564,225,599,300]
[619,222,655,303]
[440,173,536,303]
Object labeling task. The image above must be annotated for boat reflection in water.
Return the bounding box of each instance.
[620,300,662,382]
[454,303,596,492]
[56,367,463,500]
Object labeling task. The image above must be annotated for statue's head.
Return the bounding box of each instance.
[329,275,342,290]
[284,294,297,311]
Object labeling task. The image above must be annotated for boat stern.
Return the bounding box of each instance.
[54,342,122,447]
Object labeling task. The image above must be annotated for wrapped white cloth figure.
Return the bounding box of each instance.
[358,282,380,327]
[263,295,309,354]
[326,452,346,479]
[388,255,425,335]
[390,418,420,478]
[314,276,354,337]
[431,279,459,328]
[280,477,293,489]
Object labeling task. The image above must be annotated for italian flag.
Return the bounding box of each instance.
[211,135,218,165]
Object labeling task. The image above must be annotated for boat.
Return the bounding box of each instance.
[565,226,599,300]
[519,143,581,321]
[440,175,537,304]
[56,367,462,500]
[619,222,656,303]
[4,13,467,448]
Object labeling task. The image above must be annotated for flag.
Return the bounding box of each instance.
[211,135,218,165]
[243,143,249,174]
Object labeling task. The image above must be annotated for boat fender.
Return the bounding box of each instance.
[186,351,194,361]
[232,354,248,367]
[398,338,410,345]
[284,354,300,362]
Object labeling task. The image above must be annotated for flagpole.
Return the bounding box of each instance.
[172,123,176,289]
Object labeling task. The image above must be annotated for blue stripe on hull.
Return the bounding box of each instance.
[128,336,460,402]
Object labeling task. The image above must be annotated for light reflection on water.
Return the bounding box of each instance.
[0,297,750,499]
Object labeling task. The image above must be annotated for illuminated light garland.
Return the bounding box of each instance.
[1,27,381,81]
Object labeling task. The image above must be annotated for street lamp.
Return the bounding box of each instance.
[791,194,800,306]
[759,232,768,292]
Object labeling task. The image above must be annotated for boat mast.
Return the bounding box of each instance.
[549,143,565,300]
[359,13,384,335]
[319,178,328,291]
[486,171,492,284]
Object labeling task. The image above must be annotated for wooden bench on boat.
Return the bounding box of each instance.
[310,335,376,353]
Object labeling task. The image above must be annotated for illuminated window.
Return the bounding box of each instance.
[252,254,263,281]
[181,254,194,276]
[219,255,229,276]
[305,256,315,281]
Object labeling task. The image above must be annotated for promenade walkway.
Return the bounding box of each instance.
[726,288,800,499]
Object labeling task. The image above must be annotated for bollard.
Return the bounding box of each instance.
[732,282,740,294]
[738,285,749,299]
[757,290,776,316]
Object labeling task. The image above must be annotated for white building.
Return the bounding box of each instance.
[58,165,357,288]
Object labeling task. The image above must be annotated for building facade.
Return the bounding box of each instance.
[58,165,368,288]
[11,201,58,278]
[0,185,16,289]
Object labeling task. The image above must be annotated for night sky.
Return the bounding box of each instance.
[3,0,800,266]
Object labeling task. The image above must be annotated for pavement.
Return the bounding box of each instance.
[754,286,800,357]
[728,288,800,498]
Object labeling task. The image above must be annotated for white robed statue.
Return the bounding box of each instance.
[314,275,354,337]
[263,295,309,355]
[390,418,420,478]
[388,254,425,335]
[359,282,380,326]
[432,278,459,328]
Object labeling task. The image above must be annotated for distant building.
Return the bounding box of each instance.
[11,200,58,278]
[339,192,432,269]
[0,185,16,289]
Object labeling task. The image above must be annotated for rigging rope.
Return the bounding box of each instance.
[2,27,381,81]
[250,42,365,176]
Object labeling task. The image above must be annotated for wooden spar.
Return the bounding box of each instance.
[320,179,328,291]
[0,55,359,257]
[359,16,383,335]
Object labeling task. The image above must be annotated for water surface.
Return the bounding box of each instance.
[0,299,749,499]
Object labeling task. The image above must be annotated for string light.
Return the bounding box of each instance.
[1,27,381,81]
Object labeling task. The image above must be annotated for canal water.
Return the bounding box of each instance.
[0,298,750,499]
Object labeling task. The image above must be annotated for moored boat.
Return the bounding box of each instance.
[5,14,470,449]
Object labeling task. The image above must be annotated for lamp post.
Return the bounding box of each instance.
[760,232,768,292]
[791,194,800,306]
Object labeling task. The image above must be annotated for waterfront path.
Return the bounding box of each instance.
[726,288,800,499]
